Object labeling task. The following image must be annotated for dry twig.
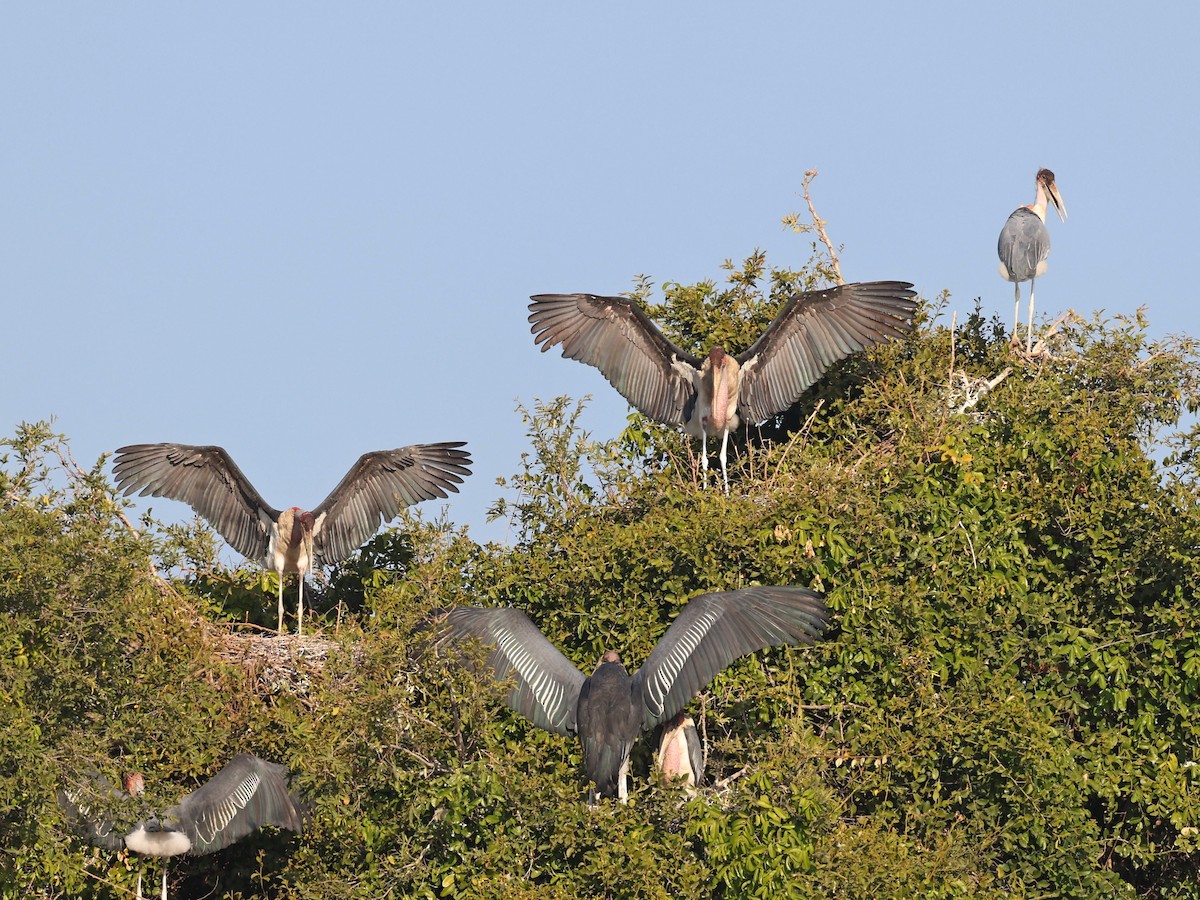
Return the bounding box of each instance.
[801,169,844,285]
[1019,310,1074,360]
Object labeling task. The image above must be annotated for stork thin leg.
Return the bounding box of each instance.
[700,434,709,488]
[718,429,730,495]
[1011,282,1021,346]
[297,575,304,637]
[161,866,167,900]
[136,871,143,900]
[617,756,630,804]
[1027,276,1037,354]
[277,577,286,634]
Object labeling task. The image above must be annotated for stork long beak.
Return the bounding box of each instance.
[1047,180,1067,222]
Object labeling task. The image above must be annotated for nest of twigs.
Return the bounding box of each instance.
[210,628,343,700]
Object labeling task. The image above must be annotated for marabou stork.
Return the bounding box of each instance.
[438,586,827,802]
[998,168,1067,352]
[528,282,917,492]
[58,752,303,900]
[656,711,704,795]
[112,442,473,634]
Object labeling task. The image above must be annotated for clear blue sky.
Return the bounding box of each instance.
[3,4,1195,545]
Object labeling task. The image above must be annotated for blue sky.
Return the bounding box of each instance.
[2,4,1195,545]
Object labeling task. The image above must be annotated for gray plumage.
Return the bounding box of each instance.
[59,753,302,899]
[439,586,827,800]
[112,442,472,565]
[528,283,916,490]
[998,168,1067,351]
[998,206,1051,285]
[168,753,302,854]
[59,753,303,857]
[528,282,917,429]
[112,442,473,633]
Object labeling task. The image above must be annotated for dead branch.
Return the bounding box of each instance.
[1020,310,1074,360]
[955,367,1013,414]
[802,170,844,285]
[713,766,748,790]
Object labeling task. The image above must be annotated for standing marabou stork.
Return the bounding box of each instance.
[529,282,917,492]
[438,586,827,802]
[58,752,303,900]
[656,711,704,795]
[112,442,473,634]
[998,168,1067,352]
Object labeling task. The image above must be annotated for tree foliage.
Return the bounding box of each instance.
[5,241,1200,898]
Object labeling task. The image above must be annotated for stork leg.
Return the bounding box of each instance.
[1011,281,1021,346]
[136,871,143,900]
[700,433,709,488]
[161,865,168,900]
[617,756,630,804]
[1026,276,1037,354]
[277,576,286,634]
[718,429,730,495]
[296,573,304,637]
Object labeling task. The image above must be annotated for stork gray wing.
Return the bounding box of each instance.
[682,716,704,786]
[529,294,702,427]
[57,778,128,852]
[440,606,587,736]
[997,208,1050,283]
[112,444,279,563]
[632,586,828,730]
[311,443,473,564]
[736,282,917,425]
[170,753,302,855]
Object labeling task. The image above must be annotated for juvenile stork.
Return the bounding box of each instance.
[656,711,704,795]
[58,753,303,900]
[113,442,473,634]
[438,586,827,803]
[529,282,917,492]
[998,167,1067,352]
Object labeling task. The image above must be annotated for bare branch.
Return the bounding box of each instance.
[955,367,1013,414]
[1020,310,1075,360]
[802,170,844,285]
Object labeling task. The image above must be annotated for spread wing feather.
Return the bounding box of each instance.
[529,294,701,426]
[737,282,917,425]
[312,443,473,563]
[440,607,587,736]
[633,587,828,730]
[171,753,302,855]
[112,444,279,563]
[57,777,128,852]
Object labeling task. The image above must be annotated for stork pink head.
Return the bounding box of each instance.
[123,772,145,796]
[595,649,622,671]
[289,508,316,545]
[708,346,727,367]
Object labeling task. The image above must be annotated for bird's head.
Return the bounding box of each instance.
[663,710,691,730]
[708,346,728,368]
[289,508,316,544]
[594,649,623,673]
[1037,168,1067,222]
[122,772,145,797]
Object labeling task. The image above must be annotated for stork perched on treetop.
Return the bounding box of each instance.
[998,168,1067,352]
[529,282,917,493]
[437,586,827,803]
[112,442,473,634]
